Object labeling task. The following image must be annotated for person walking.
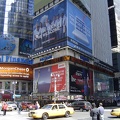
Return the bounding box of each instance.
[2,102,8,116]
[18,102,22,114]
[98,103,104,120]
[90,103,100,120]
[35,101,40,109]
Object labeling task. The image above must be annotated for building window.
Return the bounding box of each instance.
[5,81,10,90]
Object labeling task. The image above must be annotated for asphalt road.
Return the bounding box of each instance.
[0,108,119,120]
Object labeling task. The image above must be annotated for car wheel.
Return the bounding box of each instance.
[65,111,70,118]
[42,113,48,120]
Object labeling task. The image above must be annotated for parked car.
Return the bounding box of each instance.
[68,101,92,111]
[21,102,36,111]
[110,108,120,117]
[6,101,17,110]
[28,103,74,120]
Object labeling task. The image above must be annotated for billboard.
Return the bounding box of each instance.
[33,0,67,52]
[19,38,32,56]
[67,0,92,55]
[34,63,66,93]
[0,63,33,80]
[0,34,16,55]
[69,64,93,96]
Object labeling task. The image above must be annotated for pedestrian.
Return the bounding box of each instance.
[2,102,8,116]
[35,101,40,109]
[98,103,104,120]
[90,103,100,120]
[18,102,22,114]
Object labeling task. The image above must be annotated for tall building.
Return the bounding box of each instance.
[108,0,120,99]
[32,0,115,103]
[0,0,34,100]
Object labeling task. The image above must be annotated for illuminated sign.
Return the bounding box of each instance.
[0,63,33,80]
[0,55,33,65]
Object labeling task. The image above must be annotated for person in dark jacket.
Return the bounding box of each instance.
[18,102,22,114]
[90,103,100,120]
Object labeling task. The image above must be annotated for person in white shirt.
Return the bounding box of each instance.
[51,15,57,39]
[59,13,67,39]
[33,23,40,49]
[98,103,104,120]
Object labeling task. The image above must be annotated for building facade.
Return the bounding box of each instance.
[0,0,34,100]
[31,0,115,103]
[108,0,120,100]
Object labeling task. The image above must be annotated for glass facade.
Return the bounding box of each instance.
[0,0,34,40]
[94,71,114,98]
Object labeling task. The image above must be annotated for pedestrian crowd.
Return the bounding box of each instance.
[90,102,104,120]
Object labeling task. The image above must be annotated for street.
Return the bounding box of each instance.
[0,108,119,120]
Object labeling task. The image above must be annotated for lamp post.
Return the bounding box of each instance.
[12,81,17,102]
[51,73,60,103]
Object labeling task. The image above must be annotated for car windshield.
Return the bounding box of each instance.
[41,104,52,109]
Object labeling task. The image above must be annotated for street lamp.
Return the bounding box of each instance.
[12,81,17,102]
[51,73,60,103]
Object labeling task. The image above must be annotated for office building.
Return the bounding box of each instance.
[108,0,120,99]
[32,0,115,103]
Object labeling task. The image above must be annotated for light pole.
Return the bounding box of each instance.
[51,73,60,103]
[12,81,17,102]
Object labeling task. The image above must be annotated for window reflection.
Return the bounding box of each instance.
[5,81,10,89]
[0,0,33,40]
[22,82,26,91]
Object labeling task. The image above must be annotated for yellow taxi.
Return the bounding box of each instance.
[110,108,120,117]
[28,103,74,120]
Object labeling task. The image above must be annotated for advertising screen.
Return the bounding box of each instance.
[0,34,16,55]
[67,0,92,55]
[34,63,66,93]
[33,0,67,53]
[19,38,32,56]
[69,64,93,96]
[0,63,33,80]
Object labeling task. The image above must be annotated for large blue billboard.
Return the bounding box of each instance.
[33,0,67,53]
[67,0,92,55]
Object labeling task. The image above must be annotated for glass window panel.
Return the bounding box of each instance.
[22,82,26,90]
[5,81,10,89]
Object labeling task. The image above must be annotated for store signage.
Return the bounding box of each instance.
[40,55,52,62]
[0,63,33,80]
[0,55,33,65]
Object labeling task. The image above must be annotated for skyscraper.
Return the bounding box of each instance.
[0,0,33,40]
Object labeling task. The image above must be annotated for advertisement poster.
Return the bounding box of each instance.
[69,64,93,96]
[19,38,32,56]
[0,34,16,55]
[34,63,66,93]
[33,0,67,52]
[67,0,92,55]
